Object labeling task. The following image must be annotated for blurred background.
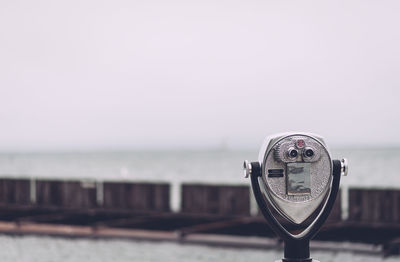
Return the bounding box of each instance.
[0,0,399,261]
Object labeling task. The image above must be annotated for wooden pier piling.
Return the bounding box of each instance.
[0,178,399,256]
[181,184,250,216]
[36,180,97,208]
[103,182,170,212]
[348,188,400,224]
[0,178,30,205]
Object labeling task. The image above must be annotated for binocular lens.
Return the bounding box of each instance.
[289,149,298,158]
[304,148,314,157]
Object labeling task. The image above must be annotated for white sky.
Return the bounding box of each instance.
[0,0,399,151]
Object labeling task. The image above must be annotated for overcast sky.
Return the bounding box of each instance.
[0,0,399,151]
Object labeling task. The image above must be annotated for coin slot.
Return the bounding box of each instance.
[268,169,284,177]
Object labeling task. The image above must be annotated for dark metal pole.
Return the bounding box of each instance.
[283,240,311,262]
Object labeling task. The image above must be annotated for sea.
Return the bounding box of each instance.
[0,148,398,187]
[0,235,398,262]
[0,148,399,261]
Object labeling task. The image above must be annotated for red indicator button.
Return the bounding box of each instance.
[296,139,305,148]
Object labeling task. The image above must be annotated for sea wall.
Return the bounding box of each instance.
[0,178,399,225]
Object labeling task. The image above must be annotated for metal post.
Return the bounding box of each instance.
[283,240,311,262]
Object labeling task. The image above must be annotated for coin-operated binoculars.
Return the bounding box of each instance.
[244,133,348,262]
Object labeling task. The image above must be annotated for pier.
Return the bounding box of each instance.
[0,178,398,256]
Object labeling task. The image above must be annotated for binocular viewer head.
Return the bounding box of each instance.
[244,132,348,225]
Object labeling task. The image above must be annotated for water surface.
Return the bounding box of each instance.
[0,235,397,262]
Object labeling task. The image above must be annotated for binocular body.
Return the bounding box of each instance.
[258,133,333,224]
[244,132,348,262]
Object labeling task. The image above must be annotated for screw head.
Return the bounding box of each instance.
[243,160,252,178]
[340,158,348,176]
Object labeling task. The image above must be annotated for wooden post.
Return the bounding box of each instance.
[36,180,97,209]
[0,178,31,205]
[103,182,170,212]
[348,188,400,223]
[181,184,250,216]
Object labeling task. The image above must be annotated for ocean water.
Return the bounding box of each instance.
[0,235,398,262]
[0,148,399,188]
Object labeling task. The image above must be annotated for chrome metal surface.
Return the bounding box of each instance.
[258,133,332,224]
[287,147,299,160]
